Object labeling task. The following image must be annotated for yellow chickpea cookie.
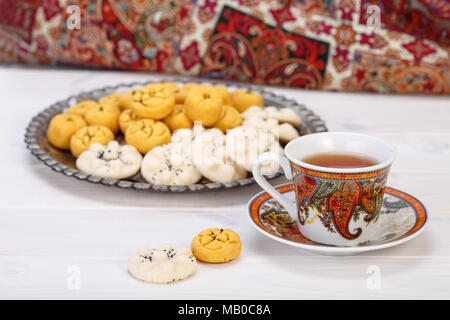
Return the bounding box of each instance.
[174,83,203,104]
[214,105,242,132]
[118,109,142,134]
[147,82,179,93]
[125,119,171,154]
[231,90,264,112]
[132,86,175,120]
[70,125,115,158]
[191,228,241,263]
[120,90,135,110]
[184,86,223,127]
[213,85,232,105]
[84,103,120,134]
[98,93,123,111]
[163,104,193,131]
[66,100,98,117]
[47,114,87,150]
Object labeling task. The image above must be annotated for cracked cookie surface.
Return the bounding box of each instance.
[69,125,114,157]
[191,228,241,263]
[131,86,175,119]
[125,119,171,154]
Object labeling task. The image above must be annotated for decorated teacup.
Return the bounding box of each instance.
[252,132,396,247]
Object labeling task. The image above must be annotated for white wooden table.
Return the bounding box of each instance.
[1,65,449,299]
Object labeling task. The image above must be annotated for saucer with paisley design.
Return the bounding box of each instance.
[248,183,427,255]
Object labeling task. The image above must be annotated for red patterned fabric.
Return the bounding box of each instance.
[0,0,448,94]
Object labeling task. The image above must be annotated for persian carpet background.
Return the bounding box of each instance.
[0,0,448,94]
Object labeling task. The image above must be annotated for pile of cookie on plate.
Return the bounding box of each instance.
[46,82,302,185]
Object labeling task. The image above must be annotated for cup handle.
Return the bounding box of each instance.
[252,152,297,218]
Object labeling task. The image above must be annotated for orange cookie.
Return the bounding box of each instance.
[132,87,175,119]
[174,83,203,104]
[191,228,241,263]
[146,82,179,93]
[69,125,115,157]
[84,103,120,134]
[98,93,123,111]
[47,114,87,150]
[163,104,193,131]
[213,85,232,105]
[214,105,242,132]
[231,90,264,112]
[125,119,171,154]
[184,86,223,127]
[66,100,98,117]
[120,90,135,110]
[118,109,142,134]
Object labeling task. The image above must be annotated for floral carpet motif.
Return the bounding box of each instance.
[0,0,448,94]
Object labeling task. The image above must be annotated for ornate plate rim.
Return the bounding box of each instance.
[24,78,328,192]
[247,183,428,254]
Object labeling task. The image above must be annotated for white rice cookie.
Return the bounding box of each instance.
[263,106,301,125]
[192,129,247,183]
[141,143,202,186]
[128,244,197,283]
[76,141,142,179]
[241,106,265,118]
[278,122,300,143]
[241,106,301,126]
[225,126,283,175]
[243,116,279,131]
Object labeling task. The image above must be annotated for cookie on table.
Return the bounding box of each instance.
[191,228,241,263]
[185,86,223,127]
[163,104,193,131]
[125,119,171,154]
[128,244,197,283]
[47,114,87,150]
[84,103,120,134]
[66,100,98,118]
[70,125,115,158]
[132,86,175,120]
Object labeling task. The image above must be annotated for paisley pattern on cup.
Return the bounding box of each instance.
[291,163,391,240]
